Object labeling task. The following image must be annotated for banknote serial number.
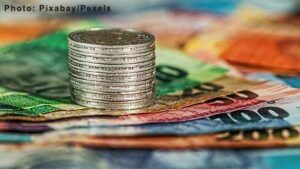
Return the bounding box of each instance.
[3,4,111,13]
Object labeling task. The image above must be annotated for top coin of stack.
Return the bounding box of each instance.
[68,28,156,110]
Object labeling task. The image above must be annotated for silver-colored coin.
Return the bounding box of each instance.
[68,40,154,50]
[68,28,155,55]
[69,65,155,77]
[69,63,155,74]
[69,58,155,73]
[71,85,155,94]
[71,87,155,101]
[68,48,155,58]
[70,69,155,82]
[68,40,155,51]
[68,43,155,55]
[70,79,155,92]
[70,75,155,87]
[68,50,155,64]
[69,55,155,68]
[68,28,156,109]
[70,85,155,95]
[70,94,155,109]
[68,28,155,46]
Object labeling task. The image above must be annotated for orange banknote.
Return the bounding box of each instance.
[220,31,300,73]
[0,19,68,45]
[184,15,300,74]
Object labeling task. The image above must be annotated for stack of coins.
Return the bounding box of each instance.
[68,28,156,110]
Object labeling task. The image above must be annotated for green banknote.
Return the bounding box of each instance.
[0,22,227,117]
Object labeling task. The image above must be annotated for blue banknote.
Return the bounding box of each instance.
[247,73,300,88]
[1,146,300,169]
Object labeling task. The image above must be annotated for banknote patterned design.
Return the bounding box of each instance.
[0,89,299,144]
[0,23,227,116]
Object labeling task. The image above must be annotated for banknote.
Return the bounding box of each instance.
[277,75,300,88]
[0,91,300,144]
[0,78,298,132]
[0,19,68,46]
[247,73,288,84]
[46,92,298,136]
[184,16,300,74]
[247,73,300,88]
[0,25,227,117]
[53,125,300,149]
[183,21,234,57]
[174,0,241,15]
[239,0,298,14]
[0,145,299,169]
[220,28,300,74]
[188,50,241,77]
